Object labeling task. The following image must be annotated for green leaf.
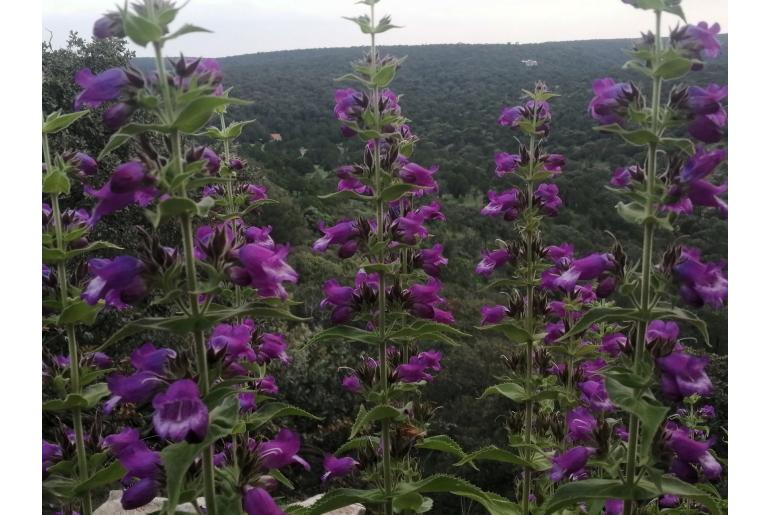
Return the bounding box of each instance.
[42,383,110,412]
[560,306,643,340]
[605,376,668,460]
[388,320,468,345]
[173,96,251,134]
[477,321,531,343]
[416,434,468,461]
[350,404,402,438]
[42,171,71,196]
[163,23,211,42]
[122,11,164,46]
[336,435,380,455]
[302,325,381,348]
[43,110,89,134]
[245,402,321,431]
[455,445,551,472]
[481,383,560,404]
[394,492,425,511]
[147,197,198,227]
[58,299,102,326]
[98,123,171,158]
[380,183,423,202]
[162,396,239,513]
[318,190,373,202]
[540,478,651,514]
[654,56,695,80]
[372,63,397,87]
[73,460,125,495]
[595,123,659,146]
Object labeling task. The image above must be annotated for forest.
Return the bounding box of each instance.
[42,1,727,514]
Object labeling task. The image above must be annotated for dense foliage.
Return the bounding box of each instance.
[41,1,727,513]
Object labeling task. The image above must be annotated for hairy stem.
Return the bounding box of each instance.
[623,10,662,515]
[153,42,218,514]
[45,131,93,515]
[370,4,393,513]
[521,121,538,515]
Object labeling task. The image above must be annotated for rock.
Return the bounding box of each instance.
[95,490,365,515]
[93,490,202,514]
[293,493,366,514]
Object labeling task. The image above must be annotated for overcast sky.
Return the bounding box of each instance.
[41,0,728,58]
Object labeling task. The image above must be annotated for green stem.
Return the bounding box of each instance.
[153,36,217,511]
[369,4,393,513]
[45,130,93,515]
[521,122,538,515]
[622,10,662,515]
[218,112,242,309]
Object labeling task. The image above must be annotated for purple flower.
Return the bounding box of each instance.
[82,256,147,309]
[230,244,299,299]
[535,183,562,216]
[498,100,551,133]
[481,188,523,220]
[256,333,292,365]
[243,487,285,515]
[610,167,632,187]
[121,477,160,510]
[646,320,679,348]
[494,152,522,176]
[406,278,452,322]
[544,321,565,344]
[246,184,269,202]
[659,495,680,508]
[605,499,623,515]
[657,350,713,400]
[68,152,98,176]
[543,153,566,174]
[678,85,727,143]
[475,248,512,277]
[417,350,442,371]
[400,162,439,192]
[229,158,246,170]
[209,320,257,363]
[131,343,177,374]
[257,375,279,395]
[42,440,62,478]
[672,22,722,61]
[73,67,128,109]
[87,351,113,369]
[550,446,595,481]
[321,455,360,482]
[588,78,639,126]
[320,279,356,324]
[103,102,134,131]
[105,371,167,412]
[187,146,221,175]
[342,375,363,393]
[567,407,598,442]
[579,379,614,413]
[680,146,726,182]
[414,243,448,277]
[257,429,310,470]
[312,220,364,257]
[152,379,209,443]
[93,12,124,39]
[600,333,628,357]
[480,304,508,326]
[699,405,716,419]
[552,253,614,292]
[664,424,722,481]
[615,425,629,441]
[395,358,435,383]
[85,161,157,226]
[391,212,429,245]
[673,247,727,308]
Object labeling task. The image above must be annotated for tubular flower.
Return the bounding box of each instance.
[103,428,162,510]
[152,379,209,443]
[475,248,513,277]
[256,333,292,365]
[399,162,439,193]
[414,243,448,277]
[499,100,551,134]
[230,243,299,299]
[657,349,713,400]
[579,378,615,413]
[73,67,128,109]
[243,487,285,515]
[405,278,453,323]
[588,78,640,125]
[664,424,722,481]
[672,247,727,308]
[599,332,629,357]
[534,183,562,216]
[480,304,508,325]
[494,152,522,176]
[82,255,148,309]
[42,440,62,478]
[85,161,158,226]
[257,429,310,470]
[320,279,356,324]
[671,22,722,61]
[566,407,598,442]
[481,188,523,220]
[209,320,257,363]
[662,146,727,218]
[312,220,365,257]
[321,455,360,482]
[342,374,363,393]
[550,446,596,481]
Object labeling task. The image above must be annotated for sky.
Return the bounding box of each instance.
[41,0,728,58]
